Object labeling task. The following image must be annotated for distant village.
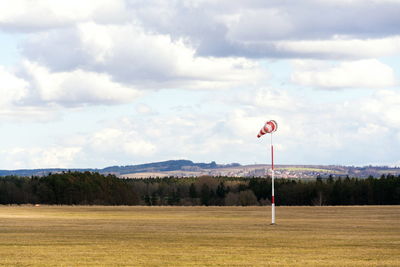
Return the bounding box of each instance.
[121,163,400,179]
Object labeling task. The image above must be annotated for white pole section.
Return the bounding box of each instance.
[271,133,275,225]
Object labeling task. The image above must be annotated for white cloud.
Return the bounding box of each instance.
[23,22,265,90]
[3,0,400,60]
[0,0,127,31]
[356,123,389,141]
[292,59,397,88]
[0,66,55,120]
[204,1,400,59]
[0,59,142,118]
[357,90,400,128]
[22,60,141,106]
[277,37,400,59]
[0,66,29,107]
[82,114,246,164]
[89,127,156,157]
[239,88,303,111]
[1,146,81,169]
[225,8,294,41]
[316,0,400,4]
[136,103,157,115]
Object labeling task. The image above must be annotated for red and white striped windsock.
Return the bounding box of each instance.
[257,120,278,138]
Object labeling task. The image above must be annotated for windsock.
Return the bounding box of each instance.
[257,120,277,138]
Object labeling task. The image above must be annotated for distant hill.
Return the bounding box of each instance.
[0,160,228,177]
[0,160,398,178]
[102,159,220,174]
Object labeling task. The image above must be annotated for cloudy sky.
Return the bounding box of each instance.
[0,0,399,169]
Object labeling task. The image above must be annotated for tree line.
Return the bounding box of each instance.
[0,172,399,205]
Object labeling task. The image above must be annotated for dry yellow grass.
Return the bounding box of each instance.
[0,205,399,266]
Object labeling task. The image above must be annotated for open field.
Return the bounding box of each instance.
[0,206,399,266]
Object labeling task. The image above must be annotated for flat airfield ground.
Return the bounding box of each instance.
[0,206,399,266]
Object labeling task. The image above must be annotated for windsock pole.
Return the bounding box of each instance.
[271,133,275,225]
[256,120,278,225]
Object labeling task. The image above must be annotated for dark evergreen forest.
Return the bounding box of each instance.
[0,172,399,206]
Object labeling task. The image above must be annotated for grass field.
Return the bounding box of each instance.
[0,206,399,266]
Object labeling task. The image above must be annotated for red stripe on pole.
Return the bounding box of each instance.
[271,196,275,204]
